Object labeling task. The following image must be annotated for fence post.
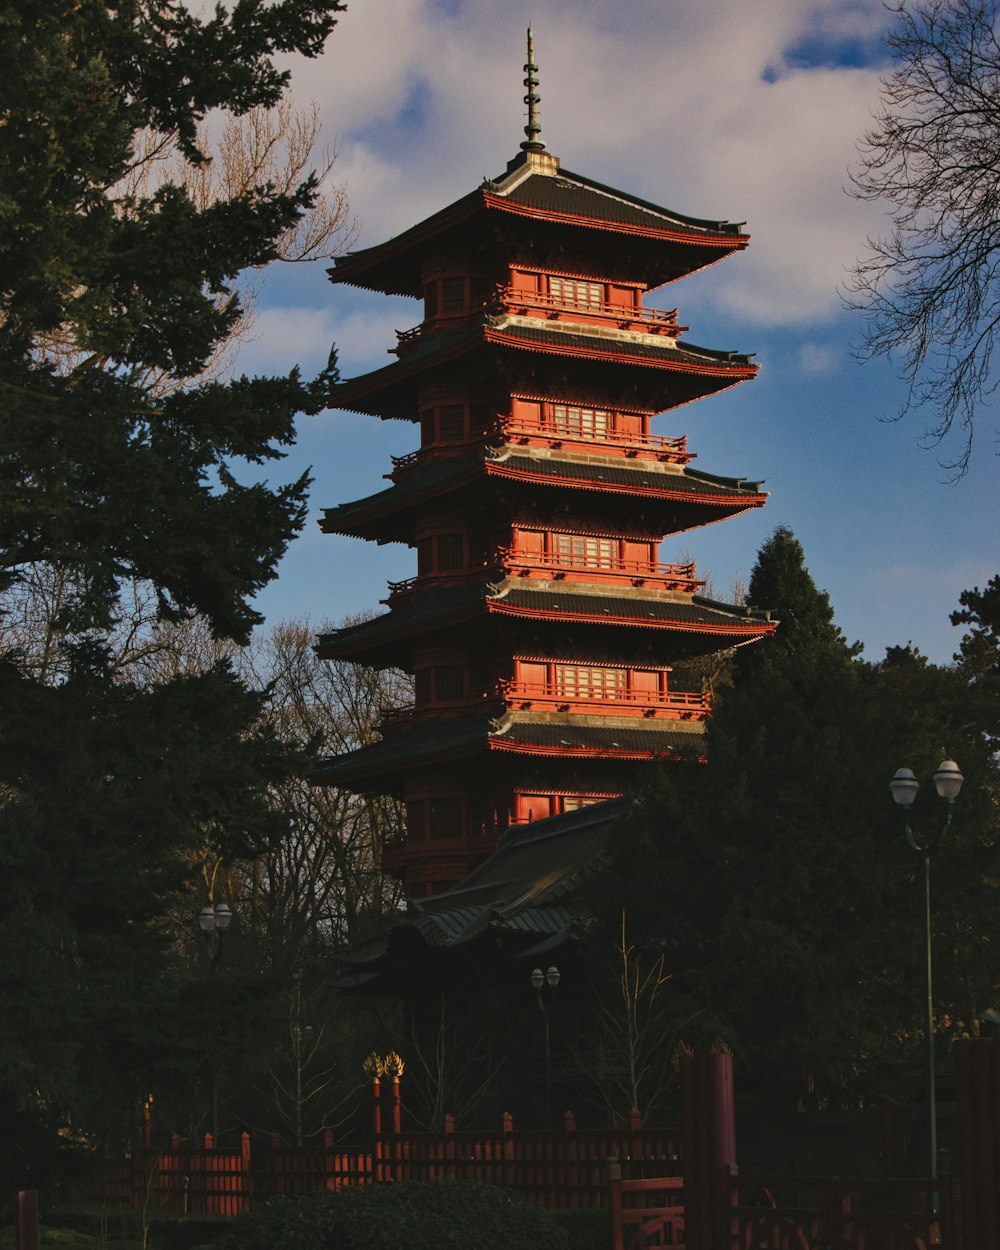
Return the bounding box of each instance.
[955,1036,999,1248]
[240,1131,252,1212]
[443,1112,456,1179]
[608,1169,624,1250]
[16,1190,38,1250]
[681,1052,737,1250]
[502,1111,515,1189]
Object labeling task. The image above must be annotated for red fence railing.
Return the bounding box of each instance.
[92,1114,680,1214]
[608,1171,957,1250]
[377,1111,680,1208]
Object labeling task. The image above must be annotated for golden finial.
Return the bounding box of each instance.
[520,28,545,152]
[362,1051,384,1077]
[383,1050,405,1079]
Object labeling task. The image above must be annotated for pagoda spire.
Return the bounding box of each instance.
[521,28,545,151]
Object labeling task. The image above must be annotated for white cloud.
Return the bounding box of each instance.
[283,0,892,328]
[239,300,418,377]
[798,342,841,376]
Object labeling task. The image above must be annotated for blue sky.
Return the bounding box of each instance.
[240,0,998,665]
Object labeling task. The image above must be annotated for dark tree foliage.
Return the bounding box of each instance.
[0,0,344,638]
[0,0,345,1193]
[847,0,1000,473]
[951,575,1000,738]
[598,530,999,1111]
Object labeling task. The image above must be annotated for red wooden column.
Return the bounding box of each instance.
[680,1052,737,1250]
[363,1052,384,1182]
[16,1190,38,1250]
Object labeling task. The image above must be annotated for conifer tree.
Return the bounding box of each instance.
[601,530,999,1114]
[0,0,345,1187]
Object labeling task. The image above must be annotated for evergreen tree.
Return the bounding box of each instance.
[600,530,999,1112]
[0,0,345,1190]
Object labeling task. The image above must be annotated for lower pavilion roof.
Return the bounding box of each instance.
[336,797,629,992]
[329,316,755,420]
[316,709,704,793]
[320,445,767,545]
[316,579,774,668]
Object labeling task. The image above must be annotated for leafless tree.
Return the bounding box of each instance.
[576,912,701,1127]
[228,619,409,967]
[36,100,357,389]
[846,0,1000,474]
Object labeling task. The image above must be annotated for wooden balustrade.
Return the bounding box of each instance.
[496,285,688,336]
[499,679,710,719]
[499,549,703,590]
[500,417,693,462]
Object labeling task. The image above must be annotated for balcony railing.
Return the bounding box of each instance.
[499,679,711,719]
[500,417,693,463]
[499,549,704,592]
[389,284,690,358]
[497,284,688,335]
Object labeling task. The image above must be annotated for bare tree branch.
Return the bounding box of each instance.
[846,0,1000,475]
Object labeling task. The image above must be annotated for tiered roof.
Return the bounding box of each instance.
[321,447,766,545]
[329,156,749,299]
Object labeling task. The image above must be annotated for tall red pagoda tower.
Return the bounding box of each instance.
[317,34,775,898]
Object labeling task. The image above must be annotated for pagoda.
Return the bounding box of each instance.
[317,34,775,898]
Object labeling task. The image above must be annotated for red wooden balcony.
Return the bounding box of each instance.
[500,417,694,463]
[499,549,704,593]
[499,678,710,720]
[497,284,689,336]
[389,284,690,358]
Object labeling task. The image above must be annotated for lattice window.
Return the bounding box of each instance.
[437,534,465,570]
[555,665,626,698]
[441,277,465,313]
[550,404,609,439]
[438,404,465,442]
[549,276,603,310]
[553,533,616,568]
[429,797,463,839]
[434,665,465,702]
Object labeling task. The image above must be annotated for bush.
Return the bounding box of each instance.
[547,1207,612,1250]
[221,1181,569,1250]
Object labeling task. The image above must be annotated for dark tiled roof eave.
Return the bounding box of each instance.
[486,321,756,370]
[492,453,765,501]
[327,165,748,297]
[317,707,705,788]
[320,450,765,538]
[491,586,775,632]
[499,167,746,240]
[328,320,755,417]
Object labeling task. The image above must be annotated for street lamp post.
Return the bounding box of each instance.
[529,965,560,1129]
[889,759,963,1187]
[197,900,233,1141]
[198,900,232,965]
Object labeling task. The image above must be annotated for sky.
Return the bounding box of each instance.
[240,0,998,666]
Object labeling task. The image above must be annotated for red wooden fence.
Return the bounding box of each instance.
[93,1113,679,1214]
[378,1110,680,1208]
[609,1173,955,1250]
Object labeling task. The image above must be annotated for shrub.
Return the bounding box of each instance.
[547,1207,612,1250]
[221,1181,569,1250]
